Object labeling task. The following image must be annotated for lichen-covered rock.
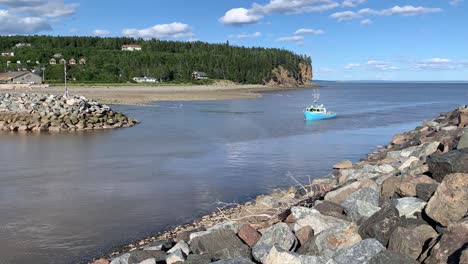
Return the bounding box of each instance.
[332,239,385,264]
[368,250,419,264]
[358,204,401,246]
[324,179,378,205]
[295,226,314,246]
[425,173,468,227]
[189,230,251,260]
[292,209,350,234]
[252,223,297,263]
[423,219,468,264]
[265,245,327,264]
[298,223,361,259]
[398,174,438,197]
[388,225,437,260]
[392,197,427,219]
[427,149,468,182]
[341,188,380,222]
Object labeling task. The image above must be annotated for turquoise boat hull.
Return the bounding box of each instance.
[304,111,337,121]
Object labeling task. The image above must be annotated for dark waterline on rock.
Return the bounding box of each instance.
[0,82,466,263]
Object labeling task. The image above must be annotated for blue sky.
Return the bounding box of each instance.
[0,0,467,81]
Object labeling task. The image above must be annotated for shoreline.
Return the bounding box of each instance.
[88,106,467,264]
[0,84,317,106]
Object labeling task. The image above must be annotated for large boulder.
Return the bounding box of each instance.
[334,160,353,169]
[457,128,468,149]
[423,219,468,264]
[427,149,468,182]
[252,223,297,263]
[127,250,167,264]
[298,223,361,259]
[264,245,327,264]
[368,250,419,264]
[415,183,439,202]
[425,173,468,227]
[189,230,251,260]
[392,197,427,219]
[295,226,314,246]
[332,239,385,264]
[238,224,261,247]
[313,201,347,220]
[341,188,381,222]
[459,108,468,128]
[379,176,401,205]
[358,204,401,246]
[292,208,350,234]
[398,174,438,197]
[388,225,438,260]
[324,179,378,205]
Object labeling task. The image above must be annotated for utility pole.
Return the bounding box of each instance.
[64,62,69,97]
[41,66,46,83]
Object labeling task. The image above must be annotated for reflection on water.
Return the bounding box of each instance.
[0,82,466,263]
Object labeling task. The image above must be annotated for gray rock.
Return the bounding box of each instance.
[189,221,239,241]
[298,223,361,259]
[292,208,350,234]
[167,240,190,255]
[392,197,427,219]
[165,248,186,264]
[143,240,175,251]
[211,257,255,264]
[341,188,380,222]
[127,250,166,264]
[265,245,327,264]
[427,149,468,182]
[368,250,418,264]
[388,226,438,260]
[358,204,401,246]
[110,253,130,264]
[458,128,468,149]
[252,223,297,263]
[332,239,385,264]
[185,254,213,264]
[189,230,251,260]
[313,201,347,220]
[415,183,439,202]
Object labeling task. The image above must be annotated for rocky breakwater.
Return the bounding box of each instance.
[0,93,138,132]
[92,105,467,264]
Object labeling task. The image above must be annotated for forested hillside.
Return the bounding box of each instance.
[0,36,312,85]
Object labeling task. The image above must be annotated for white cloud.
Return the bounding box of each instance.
[295,28,324,35]
[122,22,194,39]
[330,10,362,21]
[367,60,400,71]
[342,0,365,8]
[344,63,361,69]
[331,5,442,21]
[219,8,262,25]
[0,9,51,34]
[229,32,262,39]
[449,0,463,6]
[413,58,468,70]
[276,35,304,43]
[220,0,340,25]
[0,0,78,34]
[93,29,111,36]
[360,19,372,25]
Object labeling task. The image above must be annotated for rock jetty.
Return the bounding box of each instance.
[0,93,138,132]
[92,106,467,264]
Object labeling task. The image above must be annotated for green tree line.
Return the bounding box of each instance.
[0,36,311,84]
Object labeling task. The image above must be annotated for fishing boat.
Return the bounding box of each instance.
[304,90,337,121]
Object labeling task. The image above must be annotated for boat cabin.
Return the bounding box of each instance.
[305,104,327,114]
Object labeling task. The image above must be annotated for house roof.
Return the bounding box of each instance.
[193,71,208,76]
[0,71,31,81]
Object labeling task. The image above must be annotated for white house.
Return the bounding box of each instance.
[122,44,142,51]
[133,76,158,83]
[15,43,32,48]
[192,71,208,80]
[1,51,14,57]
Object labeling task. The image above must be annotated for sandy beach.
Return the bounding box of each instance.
[0,84,314,105]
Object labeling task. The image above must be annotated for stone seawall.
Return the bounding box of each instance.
[91,105,468,264]
[0,93,138,132]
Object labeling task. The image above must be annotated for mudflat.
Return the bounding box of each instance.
[0,84,312,105]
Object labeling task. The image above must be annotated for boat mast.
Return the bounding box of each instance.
[313,89,320,105]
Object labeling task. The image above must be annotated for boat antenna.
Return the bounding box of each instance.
[312,89,320,104]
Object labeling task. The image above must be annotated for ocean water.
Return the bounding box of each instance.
[0,82,466,263]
